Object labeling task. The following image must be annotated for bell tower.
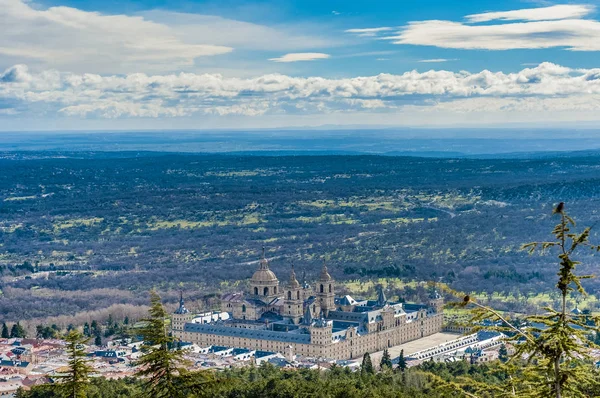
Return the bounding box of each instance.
[284,265,303,324]
[172,292,193,333]
[316,260,335,316]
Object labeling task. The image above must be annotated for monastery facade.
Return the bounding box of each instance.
[172,250,444,360]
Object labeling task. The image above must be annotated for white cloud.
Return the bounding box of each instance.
[4,62,600,120]
[388,5,600,51]
[0,0,232,74]
[418,59,456,63]
[345,27,394,37]
[269,53,331,63]
[140,11,339,52]
[465,4,594,23]
[0,0,339,74]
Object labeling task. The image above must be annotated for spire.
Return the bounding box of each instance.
[259,246,269,270]
[319,259,332,282]
[376,285,387,307]
[288,264,300,288]
[303,304,313,325]
[174,291,189,314]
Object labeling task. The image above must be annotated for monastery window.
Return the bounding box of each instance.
[329,284,332,293]
[320,284,324,293]
[288,291,292,300]
[274,287,277,294]
[242,304,246,313]
[264,287,269,296]
[254,287,258,295]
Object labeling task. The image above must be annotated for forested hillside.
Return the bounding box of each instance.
[1,152,599,321]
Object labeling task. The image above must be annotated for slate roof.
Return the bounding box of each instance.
[184,323,311,344]
[0,360,30,368]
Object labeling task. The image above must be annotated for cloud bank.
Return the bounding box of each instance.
[3,62,600,120]
[350,4,600,51]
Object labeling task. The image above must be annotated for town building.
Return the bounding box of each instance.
[172,251,444,360]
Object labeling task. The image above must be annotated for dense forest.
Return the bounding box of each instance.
[1,151,600,323]
[15,359,522,398]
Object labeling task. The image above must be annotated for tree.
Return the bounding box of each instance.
[94,334,102,347]
[380,348,392,370]
[461,204,600,397]
[135,290,189,398]
[56,330,93,398]
[498,344,508,363]
[361,352,374,376]
[1,323,9,338]
[10,322,26,338]
[397,349,407,372]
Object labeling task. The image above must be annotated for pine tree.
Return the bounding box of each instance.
[498,344,508,363]
[380,348,392,370]
[57,329,93,398]
[361,352,374,376]
[460,204,600,397]
[10,322,26,338]
[94,334,102,347]
[135,290,190,398]
[397,349,407,372]
[1,323,9,338]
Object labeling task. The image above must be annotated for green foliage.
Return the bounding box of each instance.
[135,290,216,398]
[361,352,374,376]
[1,322,9,338]
[498,344,508,363]
[380,348,392,370]
[10,322,26,338]
[56,329,94,398]
[459,206,600,398]
[397,349,407,372]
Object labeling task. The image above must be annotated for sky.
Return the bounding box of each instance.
[2,0,600,131]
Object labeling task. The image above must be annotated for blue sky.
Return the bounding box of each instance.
[2,0,600,130]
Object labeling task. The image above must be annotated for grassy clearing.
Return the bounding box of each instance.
[53,217,104,231]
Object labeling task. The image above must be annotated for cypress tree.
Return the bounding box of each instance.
[380,348,392,370]
[397,349,407,372]
[361,352,374,375]
[1,323,9,338]
[498,344,508,363]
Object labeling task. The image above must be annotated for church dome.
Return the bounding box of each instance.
[252,267,279,283]
[250,249,279,284]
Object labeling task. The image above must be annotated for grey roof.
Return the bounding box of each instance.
[184,323,311,344]
[174,292,190,315]
[0,360,30,368]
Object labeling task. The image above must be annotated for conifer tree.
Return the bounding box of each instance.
[397,349,407,372]
[361,352,374,376]
[1,323,9,338]
[57,329,94,398]
[380,348,392,370]
[498,344,508,363]
[10,322,26,338]
[136,290,198,398]
[459,204,600,397]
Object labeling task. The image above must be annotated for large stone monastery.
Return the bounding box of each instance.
[172,250,444,360]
